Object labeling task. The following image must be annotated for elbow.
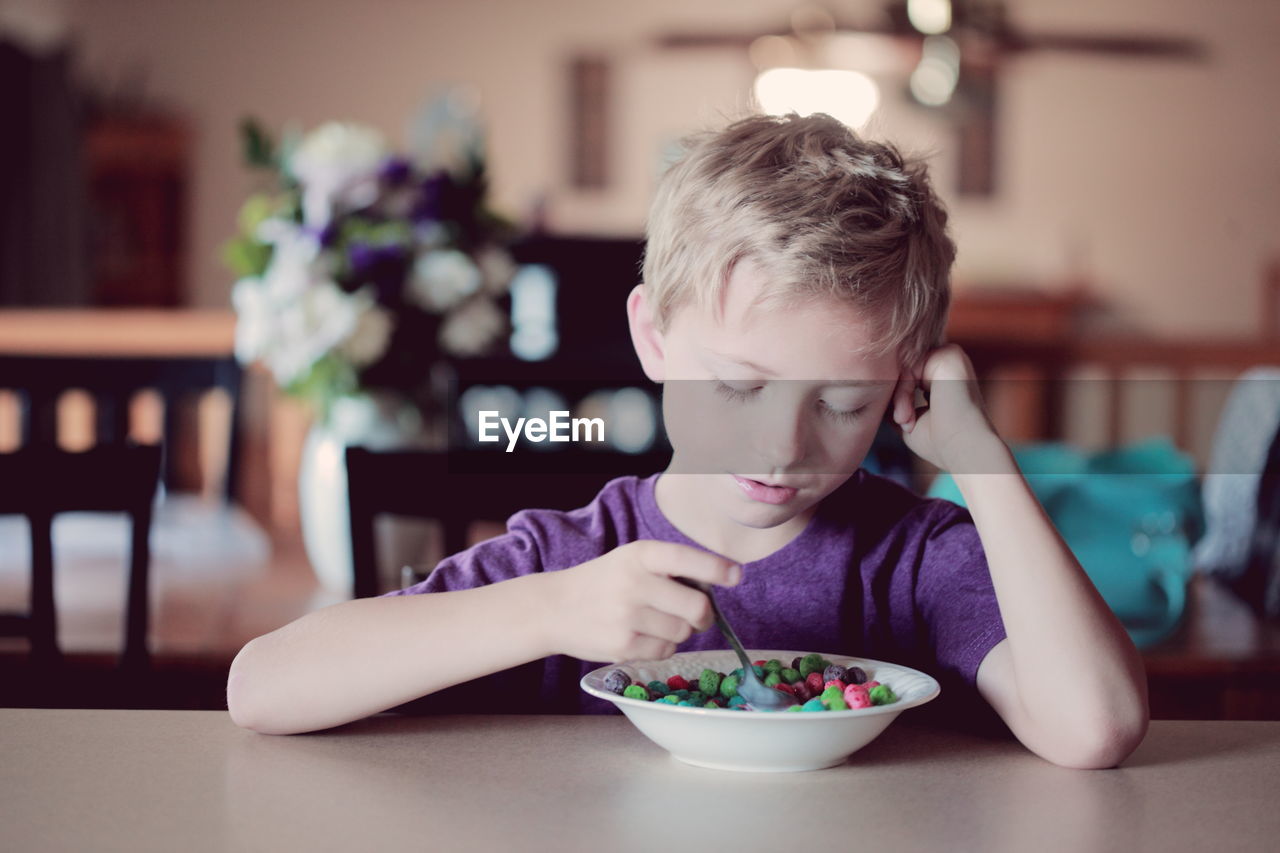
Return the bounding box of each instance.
[1045,698,1150,770]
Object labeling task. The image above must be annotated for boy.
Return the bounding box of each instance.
[228,113,1148,769]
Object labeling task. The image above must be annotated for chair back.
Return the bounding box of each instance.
[0,443,162,665]
[345,446,670,598]
[0,353,243,500]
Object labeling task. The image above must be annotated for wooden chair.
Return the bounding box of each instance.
[0,444,161,667]
[0,354,256,665]
[345,446,671,598]
[0,353,243,498]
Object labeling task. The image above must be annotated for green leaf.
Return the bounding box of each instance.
[220,237,272,278]
[240,117,277,170]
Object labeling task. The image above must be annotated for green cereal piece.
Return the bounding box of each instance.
[825,695,849,711]
[660,694,681,704]
[704,701,720,708]
[799,653,825,678]
[869,684,897,705]
[719,673,740,699]
[699,669,722,696]
[786,705,804,713]
[764,672,782,688]
[820,685,843,703]
[687,691,706,705]
[647,680,670,697]
[763,659,784,674]
[780,667,801,683]
[623,684,650,701]
[800,697,826,712]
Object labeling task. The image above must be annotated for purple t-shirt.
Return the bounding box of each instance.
[386,470,1006,717]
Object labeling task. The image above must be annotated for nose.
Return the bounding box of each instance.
[755,401,808,472]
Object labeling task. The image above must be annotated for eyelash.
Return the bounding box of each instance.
[713,382,868,423]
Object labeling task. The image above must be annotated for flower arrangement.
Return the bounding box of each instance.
[223,105,516,420]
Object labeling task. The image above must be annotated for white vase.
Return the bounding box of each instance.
[298,393,432,596]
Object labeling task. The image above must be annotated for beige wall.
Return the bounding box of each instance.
[63,0,1280,337]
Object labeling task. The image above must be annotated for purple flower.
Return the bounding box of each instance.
[411,171,452,223]
[347,241,410,302]
[378,156,413,187]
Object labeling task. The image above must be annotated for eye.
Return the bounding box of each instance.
[714,381,762,403]
[819,401,869,423]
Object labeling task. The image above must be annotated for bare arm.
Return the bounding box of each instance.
[959,440,1149,769]
[227,540,739,734]
[227,573,558,735]
[894,345,1148,768]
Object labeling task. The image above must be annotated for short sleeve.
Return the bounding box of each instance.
[382,522,543,597]
[913,502,1007,687]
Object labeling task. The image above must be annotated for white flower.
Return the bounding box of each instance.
[439,296,506,357]
[289,122,387,228]
[475,246,517,295]
[408,249,482,312]
[340,297,394,367]
[231,277,275,365]
[256,218,321,300]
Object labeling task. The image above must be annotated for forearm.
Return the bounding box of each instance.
[227,572,558,735]
[954,437,1148,765]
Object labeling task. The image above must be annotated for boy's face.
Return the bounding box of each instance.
[629,257,901,533]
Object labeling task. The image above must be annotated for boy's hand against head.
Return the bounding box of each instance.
[540,541,741,664]
[891,344,1002,473]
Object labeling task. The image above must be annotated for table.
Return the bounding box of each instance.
[2,711,1277,851]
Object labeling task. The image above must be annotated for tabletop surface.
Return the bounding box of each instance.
[3,711,1278,852]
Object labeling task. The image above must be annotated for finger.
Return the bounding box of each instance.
[634,541,741,587]
[892,373,917,431]
[633,605,695,645]
[640,574,715,631]
[621,635,677,663]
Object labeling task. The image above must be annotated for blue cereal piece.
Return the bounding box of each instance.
[647,680,670,697]
[800,697,826,712]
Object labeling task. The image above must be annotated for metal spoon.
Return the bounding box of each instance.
[676,577,799,710]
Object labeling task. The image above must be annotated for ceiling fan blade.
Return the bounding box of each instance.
[652,29,786,51]
[1001,30,1207,60]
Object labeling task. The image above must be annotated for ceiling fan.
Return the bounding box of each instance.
[652,0,1207,195]
[654,0,1207,72]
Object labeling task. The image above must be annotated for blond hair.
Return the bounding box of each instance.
[642,112,955,365]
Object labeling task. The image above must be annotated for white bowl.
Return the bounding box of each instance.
[581,649,940,772]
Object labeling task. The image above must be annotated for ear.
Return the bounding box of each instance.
[626,284,666,382]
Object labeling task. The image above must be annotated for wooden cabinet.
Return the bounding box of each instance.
[84,115,188,307]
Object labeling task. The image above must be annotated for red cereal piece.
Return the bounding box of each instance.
[863,681,880,691]
[792,682,813,702]
[774,682,796,696]
[666,675,690,691]
[824,679,847,692]
[753,660,767,667]
[806,672,825,694]
[844,684,872,709]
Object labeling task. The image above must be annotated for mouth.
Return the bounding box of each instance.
[731,475,800,505]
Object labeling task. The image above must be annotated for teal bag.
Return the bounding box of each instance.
[929,438,1204,648]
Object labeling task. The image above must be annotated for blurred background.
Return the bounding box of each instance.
[1,0,1278,719]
